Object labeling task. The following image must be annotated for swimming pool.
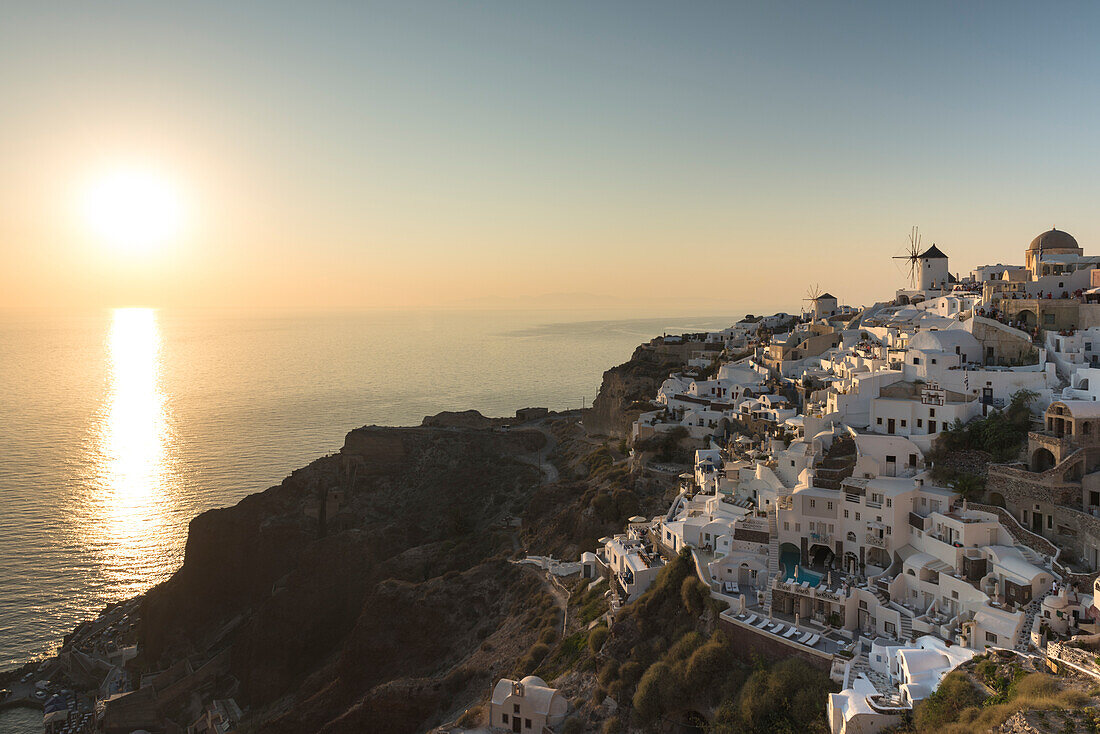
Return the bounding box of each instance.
[780,548,824,587]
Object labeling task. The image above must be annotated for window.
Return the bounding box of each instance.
[855,512,861,521]
[1048,515,1053,529]
[886,455,896,464]
[901,419,907,427]
[886,498,892,507]
[917,419,923,428]
[795,523,801,532]
[985,631,998,643]
[503,714,509,724]
[844,509,849,518]
[810,499,816,508]
[526,719,532,729]
[929,408,936,417]
[514,705,520,714]
[877,417,883,425]
[886,526,891,535]
[827,502,833,510]
[859,600,868,610]
[1045,313,1055,325]
[913,357,921,365]
[784,522,790,531]
[930,358,937,365]
[952,590,958,599]
[1091,491,1099,506]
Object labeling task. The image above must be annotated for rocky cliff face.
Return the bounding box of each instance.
[584,343,689,437]
[139,424,551,733]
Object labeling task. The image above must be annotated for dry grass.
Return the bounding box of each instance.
[933,673,1094,734]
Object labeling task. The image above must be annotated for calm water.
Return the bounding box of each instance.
[0,309,733,669]
[0,706,40,734]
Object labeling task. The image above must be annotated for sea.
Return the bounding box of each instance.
[0,308,737,679]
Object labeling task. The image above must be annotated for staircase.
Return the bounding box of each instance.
[1019,546,1045,566]
[764,507,780,615]
[849,653,892,694]
[899,612,913,640]
[1014,591,1051,651]
[873,582,915,641]
[811,435,856,490]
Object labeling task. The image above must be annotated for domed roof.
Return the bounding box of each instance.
[521,675,548,687]
[1028,228,1079,251]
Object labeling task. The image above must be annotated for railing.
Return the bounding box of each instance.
[865,534,887,549]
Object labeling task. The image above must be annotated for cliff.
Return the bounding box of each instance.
[138,423,553,733]
[584,341,694,437]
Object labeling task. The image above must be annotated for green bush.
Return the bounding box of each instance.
[633,661,681,722]
[716,657,835,733]
[680,576,707,616]
[597,660,620,687]
[588,624,609,653]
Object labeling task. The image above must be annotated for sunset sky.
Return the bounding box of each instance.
[2,1,1098,314]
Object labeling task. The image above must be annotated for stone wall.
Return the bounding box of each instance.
[717,614,833,671]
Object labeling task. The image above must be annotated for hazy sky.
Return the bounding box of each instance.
[1,1,1098,314]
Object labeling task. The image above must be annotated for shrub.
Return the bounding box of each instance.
[632,662,667,721]
[914,671,984,731]
[680,576,707,616]
[597,660,620,687]
[588,624,609,653]
[561,717,585,734]
[724,657,835,733]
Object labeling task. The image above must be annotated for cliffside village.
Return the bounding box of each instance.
[15,228,1100,734]
[574,228,1100,734]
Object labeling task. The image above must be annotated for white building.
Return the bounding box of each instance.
[490,676,568,733]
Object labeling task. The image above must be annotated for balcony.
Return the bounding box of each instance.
[865,534,887,549]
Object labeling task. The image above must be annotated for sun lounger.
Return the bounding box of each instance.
[753,617,770,628]
[797,632,813,644]
[800,580,810,589]
[805,634,820,647]
[770,623,786,635]
[783,627,799,638]
[742,614,757,625]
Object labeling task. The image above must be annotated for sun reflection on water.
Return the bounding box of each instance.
[87,308,178,595]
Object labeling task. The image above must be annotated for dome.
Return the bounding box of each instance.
[520,675,548,687]
[1028,228,1079,252]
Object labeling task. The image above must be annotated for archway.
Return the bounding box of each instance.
[988,492,1006,508]
[1032,448,1055,472]
[779,542,801,579]
[809,544,833,569]
[1017,309,1037,328]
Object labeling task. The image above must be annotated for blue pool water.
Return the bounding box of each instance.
[780,548,823,587]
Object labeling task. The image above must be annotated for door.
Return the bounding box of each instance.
[512,715,522,733]
[1032,512,1043,533]
[928,420,937,434]
[887,418,895,434]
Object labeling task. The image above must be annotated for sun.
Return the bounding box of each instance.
[82,167,186,253]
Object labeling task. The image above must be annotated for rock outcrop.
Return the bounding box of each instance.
[138,424,552,733]
[584,342,693,437]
